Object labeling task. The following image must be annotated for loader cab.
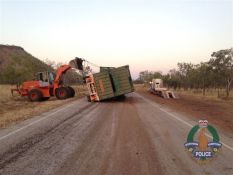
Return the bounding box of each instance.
[36,71,55,85]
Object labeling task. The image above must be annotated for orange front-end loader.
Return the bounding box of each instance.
[11,64,76,101]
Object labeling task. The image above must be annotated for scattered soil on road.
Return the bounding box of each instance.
[135,85,233,137]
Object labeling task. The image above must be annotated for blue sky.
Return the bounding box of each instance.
[0,0,232,78]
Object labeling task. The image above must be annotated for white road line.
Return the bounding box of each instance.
[159,108,193,128]
[135,93,233,152]
[0,101,79,142]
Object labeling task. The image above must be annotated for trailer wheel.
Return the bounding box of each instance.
[86,95,91,102]
[28,89,43,102]
[55,87,69,100]
[67,86,75,97]
[116,95,126,101]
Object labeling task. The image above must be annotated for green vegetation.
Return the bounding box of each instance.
[0,45,53,84]
[0,45,83,85]
[138,48,233,99]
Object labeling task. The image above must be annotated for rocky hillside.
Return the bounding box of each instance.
[0,45,53,84]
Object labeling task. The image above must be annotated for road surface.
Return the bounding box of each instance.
[0,92,232,175]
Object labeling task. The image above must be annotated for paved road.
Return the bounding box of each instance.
[0,92,232,175]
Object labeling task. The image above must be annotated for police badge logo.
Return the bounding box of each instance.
[184,120,222,163]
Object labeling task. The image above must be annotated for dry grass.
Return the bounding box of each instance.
[175,88,233,101]
[0,85,88,128]
[0,85,17,102]
[139,83,233,101]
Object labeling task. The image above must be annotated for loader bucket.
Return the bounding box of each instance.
[69,57,84,70]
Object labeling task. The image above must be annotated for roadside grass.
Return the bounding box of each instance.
[0,85,17,102]
[175,88,233,101]
[0,84,88,128]
[139,83,233,101]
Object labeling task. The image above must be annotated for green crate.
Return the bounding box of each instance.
[92,65,134,101]
[93,71,115,100]
[99,67,114,72]
[110,65,134,96]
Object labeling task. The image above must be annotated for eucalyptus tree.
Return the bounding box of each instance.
[208,48,233,97]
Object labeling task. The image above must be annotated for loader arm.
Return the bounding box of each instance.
[53,64,71,90]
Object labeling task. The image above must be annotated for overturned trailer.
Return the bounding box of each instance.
[85,65,134,102]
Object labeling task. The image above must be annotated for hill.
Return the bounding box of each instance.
[0,45,53,84]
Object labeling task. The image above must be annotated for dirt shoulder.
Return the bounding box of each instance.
[0,85,87,128]
[135,85,233,137]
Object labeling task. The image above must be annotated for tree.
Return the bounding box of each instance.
[139,70,150,82]
[163,69,181,90]
[195,62,212,95]
[44,58,63,69]
[177,62,194,90]
[139,70,162,83]
[208,48,233,97]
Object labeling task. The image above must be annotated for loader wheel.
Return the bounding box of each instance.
[67,86,75,98]
[49,88,54,96]
[28,89,42,102]
[42,97,50,101]
[55,87,69,100]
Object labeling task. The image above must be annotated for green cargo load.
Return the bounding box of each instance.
[93,71,115,100]
[110,65,134,96]
[85,65,134,101]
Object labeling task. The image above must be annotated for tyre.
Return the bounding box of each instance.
[86,95,91,102]
[49,88,54,96]
[55,87,69,100]
[28,89,43,102]
[67,86,75,98]
[42,97,50,101]
[117,95,126,101]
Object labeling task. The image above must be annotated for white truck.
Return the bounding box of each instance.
[149,79,178,99]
